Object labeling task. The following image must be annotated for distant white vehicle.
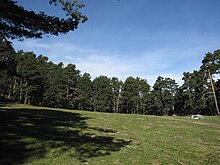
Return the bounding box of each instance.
[191,114,205,120]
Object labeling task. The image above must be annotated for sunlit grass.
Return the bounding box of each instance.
[0,104,219,165]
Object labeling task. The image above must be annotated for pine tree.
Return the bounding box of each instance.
[1,0,87,40]
[91,76,113,112]
[152,76,178,115]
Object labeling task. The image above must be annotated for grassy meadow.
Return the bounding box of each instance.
[0,103,219,165]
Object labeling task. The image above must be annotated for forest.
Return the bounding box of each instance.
[1,39,220,116]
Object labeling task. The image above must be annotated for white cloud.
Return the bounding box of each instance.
[74,54,139,79]
[13,39,96,60]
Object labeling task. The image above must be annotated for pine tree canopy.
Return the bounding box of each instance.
[0,0,87,40]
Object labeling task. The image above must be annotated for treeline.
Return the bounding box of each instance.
[1,40,220,115]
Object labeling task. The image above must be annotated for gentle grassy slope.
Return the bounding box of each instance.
[0,104,219,165]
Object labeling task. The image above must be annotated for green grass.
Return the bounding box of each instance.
[0,104,220,165]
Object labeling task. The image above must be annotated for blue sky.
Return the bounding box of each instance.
[14,0,220,85]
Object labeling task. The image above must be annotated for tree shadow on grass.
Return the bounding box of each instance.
[0,107,131,164]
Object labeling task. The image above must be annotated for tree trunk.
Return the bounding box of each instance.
[7,86,11,99]
[12,66,19,95]
[19,79,23,102]
[12,77,17,95]
[113,96,116,113]
[127,105,129,114]
[208,70,220,115]
[116,93,120,113]
[7,78,12,99]
[24,81,28,104]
